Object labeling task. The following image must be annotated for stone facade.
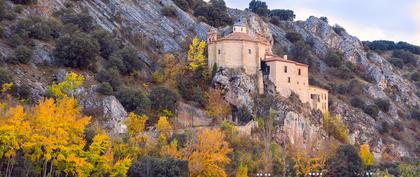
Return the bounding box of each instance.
[208,23,329,113]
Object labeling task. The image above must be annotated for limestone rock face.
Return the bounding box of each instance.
[101,96,128,134]
[213,68,258,114]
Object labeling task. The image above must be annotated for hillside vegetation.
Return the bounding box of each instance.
[0,0,419,176]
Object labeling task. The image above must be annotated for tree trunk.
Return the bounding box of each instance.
[42,160,48,177]
[49,162,53,177]
[5,159,10,177]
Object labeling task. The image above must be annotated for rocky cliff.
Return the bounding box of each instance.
[1,0,418,160]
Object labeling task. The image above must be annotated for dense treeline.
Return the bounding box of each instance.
[364,40,420,55]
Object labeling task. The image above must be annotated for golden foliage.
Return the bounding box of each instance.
[1,83,13,93]
[48,71,84,99]
[206,89,231,121]
[236,161,248,177]
[160,139,182,159]
[156,116,173,144]
[157,54,185,88]
[187,37,206,71]
[124,113,150,156]
[359,144,374,169]
[110,157,132,177]
[322,112,349,143]
[186,128,232,177]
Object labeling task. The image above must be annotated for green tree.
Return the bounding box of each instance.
[48,71,84,99]
[249,0,269,17]
[13,45,33,64]
[149,86,179,116]
[128,156,188,177]
[325,144,362,177]
[54,32,100,69]
[116,87,151,115]
[108,47,144,75]
[269,9,295,21]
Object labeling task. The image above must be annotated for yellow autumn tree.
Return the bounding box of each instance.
[359,144,374,169]
[186,128,232,177]
[187,36,206,71]
[48,71,84,99]
[87,133,113,176]
[22,97,92,177]
[156,116,172,144]
[110,157,132,177]
[124,112,149,156]
[206,89,231,122]
[155,54,185,88]
[160,139,182,159]
[236,161,248,177]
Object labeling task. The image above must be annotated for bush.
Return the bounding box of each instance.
[162,6,177,17]
[377,121,389,134]
[0,68,13,86]
[375,98,390,112]
[96,68,123,89]
[393,50,417,66]
[236,106,253,123]
[285,32,303,43]
[11,0,37,5]
[92,29,121,59]
[323,113,349,143]
[363,105,379,118]
[249,0,269,17]
[97,82,113,95]
[149,86,179,115]
[193,0,232,27]
[350,97,366,109]
[389,58,404,68]
[365,40,420,55]
[61,12,95,32]
[269,9,295,21]
[411,109,420,120]
[173,0,189,11]
[54,32,100,69]
[325,50,344,67]
[333,24,346,36]
[11,84,31,99]
[14,45,33,64]
[108,47,143,75]
[320,16,328,23]
[128,156,188,177]
[325,144,363,177]
[269,16,280,26]
[116,87,151,115]
[14,5,24,13]
[411,72,419,81]
[15,16,60,41]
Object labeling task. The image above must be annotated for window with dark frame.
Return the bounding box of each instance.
[298,69,301,75]
[249,49,251,54]
[288,77,291,83]
[284,66,287,73]
[218,49,221,54]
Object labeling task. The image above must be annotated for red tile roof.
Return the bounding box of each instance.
[216,32,269,45]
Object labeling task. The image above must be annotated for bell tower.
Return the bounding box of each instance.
[207,28,218,44]
[233,21,247,33]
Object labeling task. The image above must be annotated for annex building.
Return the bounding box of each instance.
[207,22,328,113]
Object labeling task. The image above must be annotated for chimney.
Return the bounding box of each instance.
[283,55,288,60]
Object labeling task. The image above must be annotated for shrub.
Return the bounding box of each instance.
[54,32,100,69]
[269,9,295,21]
[96,68,123,89]
[0,68,13,86]
[410,72,419,81]
[108,47,143,75]
[11,0,37,5]
[350,97,366,109]
[161,6,177,17]
[363,105,379,118]
[14,5,24,13]
[173,0,189,11]
[249,0,269,17]
[97,82,113,95]
[236,106,252,123]
[192,86,206,107]
[11,84,31,99]
[149,86,179,115]
[323,113,349,143]
[393,50,417,65]
[128,156,188,177]
[92,29,121,59]
[320,16,328,23]
[375,98,390,112]
[411,109,420,120]
[193,0,232,27]
[285,32,303,43]
[332,24,346,36]
[14,45,33,64]
[389,58,404,68]
[377,121,389,134]
[269,16,280,26]
[116,87,151,115]
[15,16,60,41]
[325,50,344,67]
[61,12,95,32]
[325,144,363,177]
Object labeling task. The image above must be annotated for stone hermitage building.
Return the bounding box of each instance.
[207,22,329,113]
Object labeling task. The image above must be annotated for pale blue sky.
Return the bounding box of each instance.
[223,0,420,45]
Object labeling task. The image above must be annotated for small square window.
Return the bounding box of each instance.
[248,49,251,54]
[298,69,301,75]
[288,77,291,83]
[284,66,287,73]
[218,50,221,54]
